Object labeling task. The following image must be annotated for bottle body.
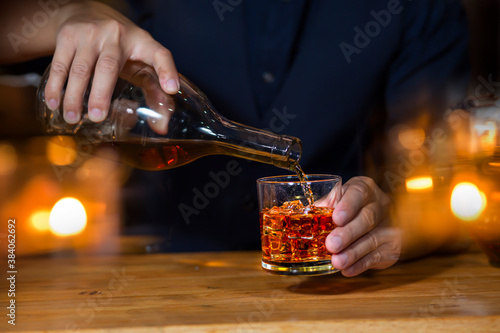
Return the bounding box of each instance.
[37,64,302,170]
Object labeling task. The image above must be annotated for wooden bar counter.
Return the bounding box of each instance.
[3,250,500,332]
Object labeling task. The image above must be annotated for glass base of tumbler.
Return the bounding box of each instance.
[261,259,339,276]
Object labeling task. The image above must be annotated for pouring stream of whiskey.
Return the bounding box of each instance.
[290,163,315,206]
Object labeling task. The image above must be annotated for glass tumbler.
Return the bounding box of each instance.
[257,174,342,275]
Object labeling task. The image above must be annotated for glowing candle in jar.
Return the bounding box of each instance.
[406,176,434,192]
[450,182,487,221]
[49,197,87,236]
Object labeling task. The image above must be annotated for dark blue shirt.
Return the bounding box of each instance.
[123,0,469,252]
[244,0,308,113]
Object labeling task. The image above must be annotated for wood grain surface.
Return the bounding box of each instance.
[2,250,500,332]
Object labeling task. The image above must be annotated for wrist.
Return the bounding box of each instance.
[55,1,93,29]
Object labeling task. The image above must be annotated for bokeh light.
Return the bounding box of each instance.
[451,182,487,221]
[398,127,426,150]
[49,197,87,236]
[30,210,51,231]
[406,176,434,192]
[491,192,500,201]
[0,143,18,175]
[46,136,77,166]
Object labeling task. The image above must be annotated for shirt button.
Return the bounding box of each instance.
[262,72,275,84]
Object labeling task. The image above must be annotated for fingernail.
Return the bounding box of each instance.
[65,111,78,123]
[89,108,103,121]
[166,79,179,93]
[333,253,347,269]
[329,236,343,253]
[47,99,58,110]
[334,210,348,225]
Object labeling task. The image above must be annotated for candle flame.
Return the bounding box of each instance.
[451,182,487,221]
[406,176,433,192]
[49,197,87,236]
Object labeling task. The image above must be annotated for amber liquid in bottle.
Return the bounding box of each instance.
[106,138,297,171]
[110,140,314,206]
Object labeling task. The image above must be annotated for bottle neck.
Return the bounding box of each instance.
[270,135,302,169]
[215,119,302,170]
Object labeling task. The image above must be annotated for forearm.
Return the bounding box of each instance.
[0,0,87,64]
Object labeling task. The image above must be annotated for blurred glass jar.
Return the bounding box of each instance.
[452,96,500,267]
[469,97,500,162]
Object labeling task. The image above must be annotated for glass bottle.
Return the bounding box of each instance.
[36,63,302,171]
